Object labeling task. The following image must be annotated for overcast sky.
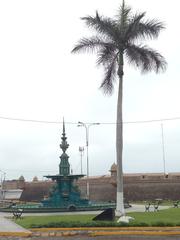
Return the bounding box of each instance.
[0,0,179,181]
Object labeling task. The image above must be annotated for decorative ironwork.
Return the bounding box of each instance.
[42,119,88,209]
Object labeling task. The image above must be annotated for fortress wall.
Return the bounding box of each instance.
[77,176,116,202]
[20,181,54,202]
[124,179,180,201]
[3,172,180,202]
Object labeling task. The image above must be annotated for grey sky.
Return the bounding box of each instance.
[0,0,179,181]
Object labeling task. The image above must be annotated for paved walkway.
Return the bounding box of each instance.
[0,213,31,237]
[126,204,170,213]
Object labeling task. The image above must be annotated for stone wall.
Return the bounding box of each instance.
[123,173,180,201]
[77,175,116,202]
[3,170,180,202]
[20,181,54,202]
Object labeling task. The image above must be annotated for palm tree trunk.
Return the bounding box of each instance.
[116,55,125,217]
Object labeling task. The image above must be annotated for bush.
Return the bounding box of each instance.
[30,221,121,228]
[151,221,175,227]
[30,221,152,228]
[28,219,180,228]
[129,222,149,227]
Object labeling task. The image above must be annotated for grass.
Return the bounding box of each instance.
[14,208,180,228]
[14,214,96,228]
[128,208,180,225]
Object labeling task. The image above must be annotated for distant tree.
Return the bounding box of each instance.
[72,0,167,216]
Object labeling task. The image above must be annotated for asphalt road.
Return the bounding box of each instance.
[1,236,180,240]
[31,237,180,240]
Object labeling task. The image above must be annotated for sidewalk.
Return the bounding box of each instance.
[126,204,170,212]
[0,214,32,237]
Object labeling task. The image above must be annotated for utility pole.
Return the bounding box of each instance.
[161,123,166,175]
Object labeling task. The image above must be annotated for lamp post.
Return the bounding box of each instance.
[77,121,100,199]
[0,170,6,200]
[79,146,84,174]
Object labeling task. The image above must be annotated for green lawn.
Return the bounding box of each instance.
[128,208,180,226]
[14,214,96,228]
[14,208,180,228]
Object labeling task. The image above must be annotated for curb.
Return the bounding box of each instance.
[91,231,180,237]
[0,232,32,237]
[2,227,180,237]
[30,227,180,237]
[30,226,180,231]
[2,230,180,238]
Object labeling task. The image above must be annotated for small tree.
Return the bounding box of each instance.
[72,0,167,216]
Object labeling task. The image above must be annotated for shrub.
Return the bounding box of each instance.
[151,222,175,227]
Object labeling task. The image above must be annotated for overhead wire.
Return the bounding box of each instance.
[0,115,180,125]
[1,115,180,176]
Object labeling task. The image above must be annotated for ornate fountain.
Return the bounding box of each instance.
[42,119,88,210]
[5,119,115,213]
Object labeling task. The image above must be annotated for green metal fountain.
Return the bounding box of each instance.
[4,119,116,213]
[41,119,89,210]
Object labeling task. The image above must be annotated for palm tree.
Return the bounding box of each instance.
[72,0,167,217]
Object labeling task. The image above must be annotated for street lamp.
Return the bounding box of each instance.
[77,121,100,199]
[0,170,6,200]
[79,146,84,174]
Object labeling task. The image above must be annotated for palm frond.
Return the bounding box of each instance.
[72,1,167,91]
[125,44,167,73]
[100,56,117,95]
[71,36,106,53]
[124,12,145,40]
[126,14,165,42]
[96,45,118,66]
[81,12,120,43]
[117,1,132,33]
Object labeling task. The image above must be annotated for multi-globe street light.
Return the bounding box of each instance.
[77,121,100,199]
[0,170,6,200]
[79,146,84,174]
